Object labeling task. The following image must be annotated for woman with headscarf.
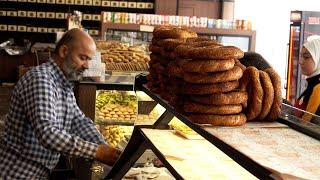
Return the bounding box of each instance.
[295,38,320,121]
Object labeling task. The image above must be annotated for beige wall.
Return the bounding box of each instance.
[235,0,320,97]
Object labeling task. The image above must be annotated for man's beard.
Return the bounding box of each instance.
[62,53,84,81]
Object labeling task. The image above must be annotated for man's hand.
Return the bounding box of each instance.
[95,144,122,166]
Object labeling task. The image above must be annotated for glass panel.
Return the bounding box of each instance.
[281,103,320,127]
[217,36,250,52]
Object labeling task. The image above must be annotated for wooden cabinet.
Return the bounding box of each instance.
[155,0,177,15]
[178,0,221,19]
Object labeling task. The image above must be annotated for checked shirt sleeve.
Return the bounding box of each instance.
[71,105,106,145]
[23,75,98,159]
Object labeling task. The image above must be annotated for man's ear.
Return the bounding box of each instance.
[59,45,69,59]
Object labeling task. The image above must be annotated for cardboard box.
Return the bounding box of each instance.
[0,25,7,31]
[84,0,92,6]
[65,13,70,19]
[27,27,37,32]
[56,12,65,19]
[92,14,101,21]
[46,12,55,19]
[146,2,154,9]
[89,29,99,36]
[0,11,6,17]
[128,2,136,8]
[8,25,17,31]
[18,11,27,17]
[27,11,36,18]
[137,2,146,9]
[46,0,55,4]
[18,25,27,32]
[38,27,48,33]
[65,0,74,4]
[48,28,57,33]
[119,1,127,8]
[37,0,46,3]
[74,0,83,5]
[56,0,65,4]
[110,1,119,7]
[7,11,17,17]
[93,0,100,6]
[37,12,46,18]
[83,14,92,20]
[101,0,110,7]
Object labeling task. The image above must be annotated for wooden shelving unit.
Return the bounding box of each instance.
[101,22,256,51]
[0,0,155,43]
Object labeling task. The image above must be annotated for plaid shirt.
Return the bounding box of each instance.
[0,59,105,179]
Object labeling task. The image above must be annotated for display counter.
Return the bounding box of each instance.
[71,74,320,179]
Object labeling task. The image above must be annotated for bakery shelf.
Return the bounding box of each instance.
[100,22,256,51]
[101,22,255,36]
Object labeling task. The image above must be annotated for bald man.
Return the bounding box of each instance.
[0,29,121,179]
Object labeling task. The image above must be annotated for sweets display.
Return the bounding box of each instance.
[98,125,133,148]
[96,40,150,71]
[147,26,282,126]
[95,90,138,123]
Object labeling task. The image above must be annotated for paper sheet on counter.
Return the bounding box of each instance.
[142,129,257,180]
[204,122,320,180]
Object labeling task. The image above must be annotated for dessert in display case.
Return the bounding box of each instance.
[96,40,150,72]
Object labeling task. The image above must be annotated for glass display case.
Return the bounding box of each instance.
[73,74,320,180]
[100,22,256,51]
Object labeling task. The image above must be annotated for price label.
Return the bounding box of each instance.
[140,25,154,32]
